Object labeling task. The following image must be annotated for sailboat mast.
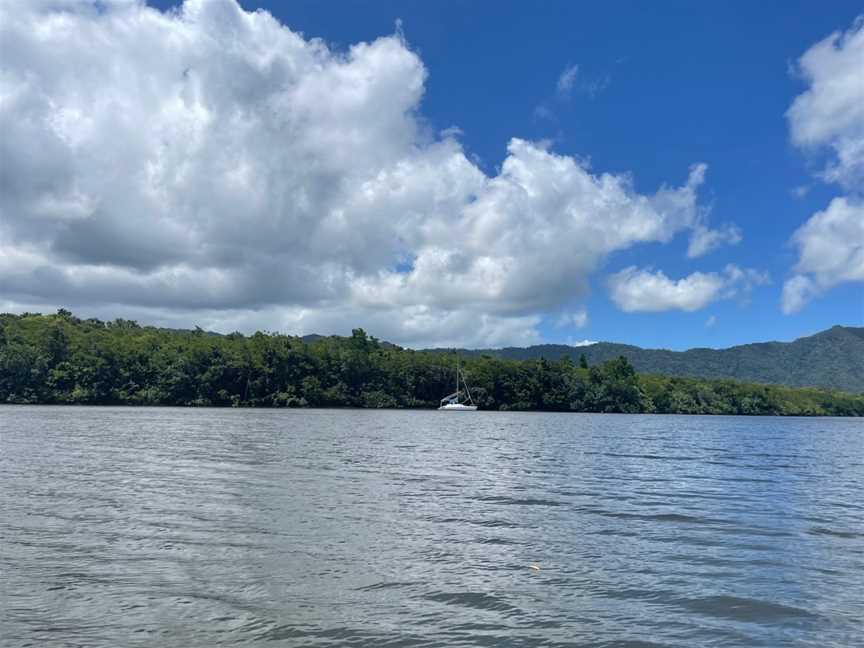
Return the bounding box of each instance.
[455,352,459,397]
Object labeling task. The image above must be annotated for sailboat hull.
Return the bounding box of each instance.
[439,353,477,410]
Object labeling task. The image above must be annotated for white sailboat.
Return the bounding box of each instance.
[438,353,478,411]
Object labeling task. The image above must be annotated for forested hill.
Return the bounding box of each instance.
[435,326,864,394]
[1,311,863,416]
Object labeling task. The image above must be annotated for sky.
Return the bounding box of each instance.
[0,0,862,350]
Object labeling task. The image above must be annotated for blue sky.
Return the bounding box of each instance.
[235,0,863,349]
[2,1,862,349]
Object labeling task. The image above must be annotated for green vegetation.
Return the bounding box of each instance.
[447,325,864,393]
[1,311,862,416]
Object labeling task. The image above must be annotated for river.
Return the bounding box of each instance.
[1,407,862,647]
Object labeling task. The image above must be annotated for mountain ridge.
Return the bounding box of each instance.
[423,325,864,394]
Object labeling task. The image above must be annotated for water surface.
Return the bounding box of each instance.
[2,407,863,647]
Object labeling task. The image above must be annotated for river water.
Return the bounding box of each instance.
[1,407,862,647]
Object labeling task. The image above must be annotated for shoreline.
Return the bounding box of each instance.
[1,402,861,418]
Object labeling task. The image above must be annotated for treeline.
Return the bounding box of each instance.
[1,311,863,416]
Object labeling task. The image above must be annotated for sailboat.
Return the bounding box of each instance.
[438,353,478,410]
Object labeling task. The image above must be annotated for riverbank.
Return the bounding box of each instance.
[3,312,863,416]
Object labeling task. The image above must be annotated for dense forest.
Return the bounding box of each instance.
[442,325,864,393]
[1,311,863,416]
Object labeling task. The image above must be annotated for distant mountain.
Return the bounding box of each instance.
[427,326,864,394]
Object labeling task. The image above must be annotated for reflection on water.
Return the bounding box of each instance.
[1,407,863,647]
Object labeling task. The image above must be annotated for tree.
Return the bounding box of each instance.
[0,310,861,415]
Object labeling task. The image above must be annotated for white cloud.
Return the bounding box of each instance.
[556,63,579,98]
[687,223,743,258]
[781,197,864,313]
[783,17,864,314]
[705,315,717,328]
[781,275,818,315]
[608,268,724,312]
[0,0,734,345]
[566,338,597,347]
[787,16,864,190]
[556,308,588,329]
[608,265,768,313]
[554,62,609,101]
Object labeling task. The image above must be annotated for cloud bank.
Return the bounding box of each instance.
[0,0,737,345]
[784,16,864,313]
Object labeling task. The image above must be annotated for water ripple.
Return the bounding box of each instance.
[1,407,863,647]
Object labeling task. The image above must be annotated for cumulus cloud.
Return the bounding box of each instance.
[787,17,864,189]
[608,265,768,312]
[0,0,734,345]
[781,197,864,313]
[781,275,818,316]
[555,308,588,329]
[687,223,742,258]
[783,17,864,313]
